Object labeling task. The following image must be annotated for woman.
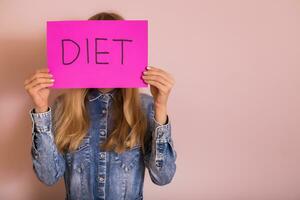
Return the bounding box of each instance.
[24,12,177,200]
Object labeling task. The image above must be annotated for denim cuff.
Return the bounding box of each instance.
[29,107,52,133]
[152,114,171,143]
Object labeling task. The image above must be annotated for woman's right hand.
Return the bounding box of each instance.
[24,68,55,113]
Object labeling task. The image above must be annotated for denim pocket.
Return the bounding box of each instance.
[113,144,143,172]
[65,136,91,168]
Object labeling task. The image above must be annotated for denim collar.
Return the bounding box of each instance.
[87,88,120,102]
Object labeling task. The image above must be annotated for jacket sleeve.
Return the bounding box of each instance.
[144,99,177,186]
[29,98,66,186]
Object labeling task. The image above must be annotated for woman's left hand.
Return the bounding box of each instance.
[142,66,175,124]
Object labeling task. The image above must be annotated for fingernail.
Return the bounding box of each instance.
[49,74,53,77]
[51,79,55,82]
[143,71,147,74]
[146,66,151,70]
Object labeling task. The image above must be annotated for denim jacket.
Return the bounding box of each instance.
[29,88,177,200]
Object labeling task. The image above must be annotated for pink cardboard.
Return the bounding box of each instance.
[46,20,148,88]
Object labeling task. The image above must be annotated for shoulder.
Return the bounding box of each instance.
[51,93,65,113]
[53,93,64,105]
[140,92,153,102]
[139,92,154,109]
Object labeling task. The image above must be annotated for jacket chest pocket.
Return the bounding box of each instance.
[65,136,91,170]
[113,145,143,172]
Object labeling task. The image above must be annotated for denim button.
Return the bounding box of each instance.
[155,160,162,167]
[102,109,107,114]
[100,130,106,136]
[100,152,105,159]
[99,176,105,183]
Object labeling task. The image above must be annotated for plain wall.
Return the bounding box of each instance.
[0,0,300,199]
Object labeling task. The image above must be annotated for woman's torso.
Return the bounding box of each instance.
[63,89,151,200]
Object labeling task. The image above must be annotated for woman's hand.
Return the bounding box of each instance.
[24,68,54,113]
[142,66,175,124]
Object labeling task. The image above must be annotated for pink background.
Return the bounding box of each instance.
[47,20,148,88]
[0,0,300,199]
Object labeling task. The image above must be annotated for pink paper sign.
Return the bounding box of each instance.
[46,20,148,88]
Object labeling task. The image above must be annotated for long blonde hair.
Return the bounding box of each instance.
[53,12,148,154]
